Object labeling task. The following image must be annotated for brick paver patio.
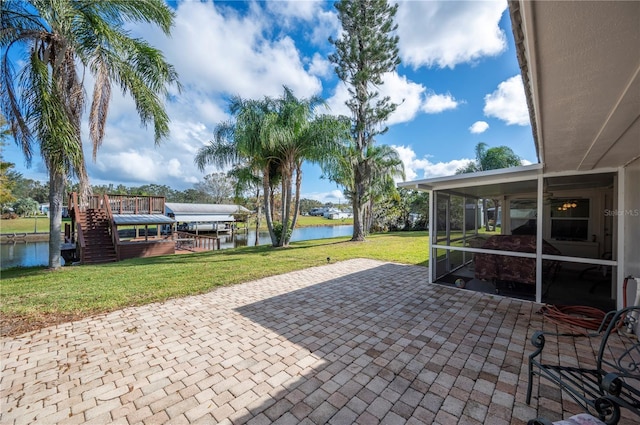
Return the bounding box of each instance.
[1,259,636,424]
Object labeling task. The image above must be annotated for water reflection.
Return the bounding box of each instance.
[1,225,353,269]
[1,241,66,269]
[226,224,354,248]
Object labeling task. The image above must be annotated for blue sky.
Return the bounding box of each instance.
[2,0,536,203]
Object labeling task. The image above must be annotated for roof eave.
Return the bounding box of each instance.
[508,0,542,164]
[397,163,543,191]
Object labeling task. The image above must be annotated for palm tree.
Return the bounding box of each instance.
[267,87,349,246]
[362,145,405,233]
[457,142,522,173]
[195,96,282,245]
[456,142,523,230]
[196,88,348,247]
[1,0,179,269]
[323,142,405,235]
[227,164,263,245]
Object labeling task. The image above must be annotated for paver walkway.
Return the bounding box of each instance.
[1,259,636,424]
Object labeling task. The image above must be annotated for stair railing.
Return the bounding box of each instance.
[102,194,120,260]
[69,192,86,263]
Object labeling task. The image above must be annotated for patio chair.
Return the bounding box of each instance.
[526,306,640,425]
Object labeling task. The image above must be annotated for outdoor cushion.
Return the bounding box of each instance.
[474,235,561,286]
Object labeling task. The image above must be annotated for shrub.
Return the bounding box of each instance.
[272,221,292,243]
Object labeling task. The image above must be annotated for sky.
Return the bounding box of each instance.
[2,0,537,204]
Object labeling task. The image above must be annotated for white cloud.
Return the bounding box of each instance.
[484,75,530,125]
[77,1,333,190]
[327,73,426,125]
[327,73,459,125]
[94,149,170,182]
[145,1,322,100]
[469,121,489,134]
[304,189,345,204]
[265,0,320,22]
[396,0,508,69]
[308,53,332,78]
[325,83,350,117]
[308,9,340,47]
[422,92,460,114]
[384,73,432,125]
[392,145,473,181]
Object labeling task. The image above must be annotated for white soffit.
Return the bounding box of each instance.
[521,1,640,172]
[398,164,543,198]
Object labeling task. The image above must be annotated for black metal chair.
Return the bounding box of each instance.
[527,306,640,425]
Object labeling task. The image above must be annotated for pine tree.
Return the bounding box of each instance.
[329,0,401,241]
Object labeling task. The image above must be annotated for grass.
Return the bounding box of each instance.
[295,215,353,227]
[0,215,351,234]
[0,231,428,336]
[0,216,60,234]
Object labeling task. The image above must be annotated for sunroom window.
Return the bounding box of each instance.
[550,199,590,241]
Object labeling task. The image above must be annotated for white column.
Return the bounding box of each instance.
[616,168,625,309]
[429,190,435,283]
[536,173,544,303]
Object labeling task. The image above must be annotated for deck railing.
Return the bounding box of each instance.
[107,195,165,215]
[68,193,165,215]
[175,231,220,251]
[69,192,86,263]
[103,194,120,260]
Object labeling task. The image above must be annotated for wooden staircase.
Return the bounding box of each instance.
[78,208,117,264]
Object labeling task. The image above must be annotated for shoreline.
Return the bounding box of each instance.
[0,233,50,243]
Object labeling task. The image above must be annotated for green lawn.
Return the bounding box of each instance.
[0,215,350,234]
[0,216,60,234]
[0,231,428,336]
[295,215,353,227]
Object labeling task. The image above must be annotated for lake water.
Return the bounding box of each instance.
[0,225,353,269]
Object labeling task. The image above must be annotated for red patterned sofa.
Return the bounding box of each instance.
[474,235,561,286]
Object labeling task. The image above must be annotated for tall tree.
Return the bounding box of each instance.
[267,87,348,246]
[329,0,401,241]
[196,87,347,247]
[227,164,263,245]
[193,173,235,204]
[195,95,282,245]
[456,142,522,174]
[1,0,179,269]
[0,113,18,210]
[323,142,404,234]
[456,142,523,230]
[362,145,405,232]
